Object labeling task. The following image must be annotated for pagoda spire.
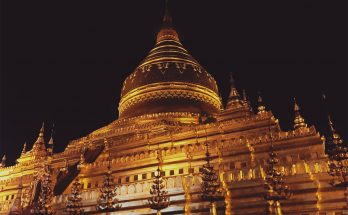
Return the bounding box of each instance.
[242,89,253,112]
[48,135,54,147]
[226,74,243,108]
[47,124,54,156]
[257,93,266,114]
[293,98,307,129]
[228,74,241,100]
[0,155,6,168]
[322,94,340,140]
[328,115,341,142]
[326,115,347,187]
[156,0,179,43]
[242,89,247,103]
[21,142,27,154]
[163,0,171,27]
[33,122,46,152]
[37,122,45,142]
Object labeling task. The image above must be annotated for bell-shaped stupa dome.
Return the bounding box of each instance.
[118,6,222,119]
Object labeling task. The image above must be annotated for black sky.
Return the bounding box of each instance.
[1,0,347,165]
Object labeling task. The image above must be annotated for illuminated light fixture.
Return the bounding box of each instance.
[200,135,225,215]
[264,128,291,215]
[147,149,170,215]
[96,141,122,212]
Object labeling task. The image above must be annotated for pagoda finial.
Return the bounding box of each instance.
[327,115,343,145]
[328,115,335,133]
[33,122,46,152]
[156,0,179,43]
[36,122,45,142]
[326,115,347,187]
[48,135,54,145]
[226,73,243,108]
[322,94,340,140]
[47,124,54,156]
[242,89,253,112]
[257,92,266,114]
[230,73,235,87]
[38,122,45,136]
[242,89,247,102]
[293,98,307,129]
[48,124,54,145]
[163,0,172,26]
[21,142,27,154]
[0,155,6,167]
[323,95,347,187]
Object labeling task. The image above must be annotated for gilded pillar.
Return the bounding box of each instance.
[182,175,192,215]
[216,135,231,215]
[345,187,348,214]
[267,200,283,215]
[183,145,193,215]
[219,172,231,215]
[210,202,217,215]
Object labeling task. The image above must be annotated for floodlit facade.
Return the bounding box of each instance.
[0,7,347,215]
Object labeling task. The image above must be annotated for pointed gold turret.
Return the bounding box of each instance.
[156,2,179,43]
[32,122,47,156]
[293,98,307,129]
[21,142,27,154]
[48,130,54,156]
[322,94,343,145]
[48,135,53,146]
[226,74,243,108]
[34,122,45,144]
[257,94,266,114]
[0,155,6,168]
[242,89,247,103]
[326,115,347,187]
[328,115,343,145]
[242,89,253,112]
[48,124,54,146]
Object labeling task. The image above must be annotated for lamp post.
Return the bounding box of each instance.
[200,141,225,215]
[96,141,121,214]
[148,149,170,215]
[264,142,291,215]
[65,178,84,214]
[326,116,348,210]
[31,164,55,215]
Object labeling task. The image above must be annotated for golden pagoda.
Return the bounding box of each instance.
[0,4,347,215]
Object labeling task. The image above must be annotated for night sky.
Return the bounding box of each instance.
[1,1,346,165]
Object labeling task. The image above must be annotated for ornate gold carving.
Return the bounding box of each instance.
[119,82,222,116]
